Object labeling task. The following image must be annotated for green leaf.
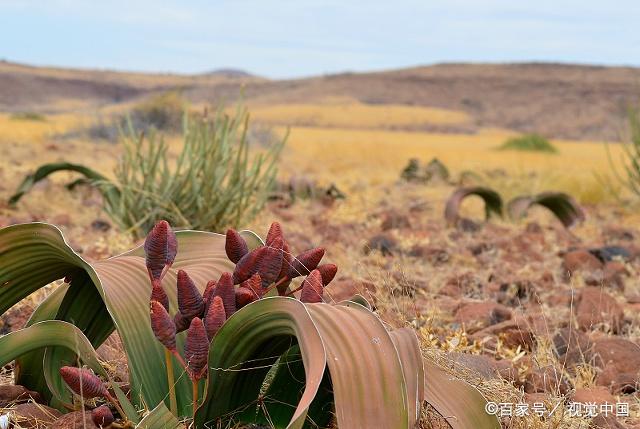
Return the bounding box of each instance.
[197,297,420,429]
[507,192,585,228]
[444,186,503,225]
[196,297,326,429]
[0,222,244,417]
[8,162,118,206]
[136,403,184,429]
[423,360,500,429]
[0,320,137,421]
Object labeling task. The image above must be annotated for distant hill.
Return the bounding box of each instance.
[1,60,639,140]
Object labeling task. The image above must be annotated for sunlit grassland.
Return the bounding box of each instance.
[276,125,626,205]
[249,99,471,129]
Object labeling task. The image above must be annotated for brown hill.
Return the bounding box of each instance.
[2,61,640,140]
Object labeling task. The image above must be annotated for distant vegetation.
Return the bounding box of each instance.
[499,133,557,153]
[10,111,46,121]
[616,107,640,197]
[87,91,186,141]
[10,105,284,237]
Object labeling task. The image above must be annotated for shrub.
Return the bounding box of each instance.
[499,133,557,153]
[615,108,640,197]
[9,105,284,238]
[10,111,46,121]
[0,220,500,428]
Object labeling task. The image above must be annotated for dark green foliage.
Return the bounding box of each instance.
[10,112,47,121]
[507,192,585,228]
[499,134,557,153]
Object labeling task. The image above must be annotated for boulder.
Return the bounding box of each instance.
[576,288,624,333]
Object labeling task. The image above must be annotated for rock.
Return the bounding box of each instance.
[589,246,632,263]
[590,414,626,429]
[553,327,593,368]
[0,385,42,407]
[90,219,111,232]
[51,214,71,227]
[563,249,603,279]
[407,245,449,265]
[364,234,397,256]
[524,365,570,394]
[593,337,640,371]
[12,403,62,428]
[324,278,377,303]
[602,261,629,289]
[576,287,624,333]
[572,386,616,405]
[380,211,411,231]
[596,366,638,394]
[439,273,483,299]
[454,301,512,332]
[49,411,99,428]
[603,226,635,242]
[449,352,517,381]
[471,319,535,350]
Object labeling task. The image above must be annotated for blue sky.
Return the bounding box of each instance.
[0,0,638,78]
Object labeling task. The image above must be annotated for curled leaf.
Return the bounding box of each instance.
[213,272,236,317]
[205,296,226,341]
[150,300,177,351]
[288,248,325,278]
[59,366,108,399]
[444,186,503,226]
[91,405,115,427]
[300,270,324,303]
[225,229,249,264]
[507,192,585,228]
[144,220,177,283]
[177,270,205,319]
[316,263,338,285]
[184,318,209,380]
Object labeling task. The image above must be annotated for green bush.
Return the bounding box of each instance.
[499,134,557,153]
[10,105,284,238]
[10,111,46,121]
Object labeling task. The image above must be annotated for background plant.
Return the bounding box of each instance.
[9,104,284,238]
[498,133,558,153]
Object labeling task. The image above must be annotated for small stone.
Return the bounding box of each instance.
[49,411,99,428]
[364,234,397,256]
[12,403,62,428]
[0,385,42,407]
[576,287,624,333]
[380,211,411,231]
[563,249,603,279]
[524,365,570,394]
[553,327,593,368]
[572,386,615,405]
[454,301,512,333]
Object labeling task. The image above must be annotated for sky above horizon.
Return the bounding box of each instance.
[1,0,638,79]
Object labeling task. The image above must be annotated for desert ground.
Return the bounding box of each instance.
[2,61,640,428]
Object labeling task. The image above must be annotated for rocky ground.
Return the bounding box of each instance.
[3,177,640,428]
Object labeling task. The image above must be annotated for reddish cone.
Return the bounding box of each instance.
[316,263,338,285]
[205,296,226,341]
[144,220,177,283]
[150,284,170,312]
[235,286,258,309]
[300,270,324,303]
[177,270,204,319]
[59,367,108,399]
[265,221,283,245]
[241,273,263,298]
[288,248,325,278]
[214,272,236,317]
[91,406,114,427]
[184,318,208,380]
[225,229,249,264]
[174,312,190,333]
[150,300,176,351]
[203,280,217,303]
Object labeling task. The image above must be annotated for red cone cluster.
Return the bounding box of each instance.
[143,220,339,383]
[91,405,115,427]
